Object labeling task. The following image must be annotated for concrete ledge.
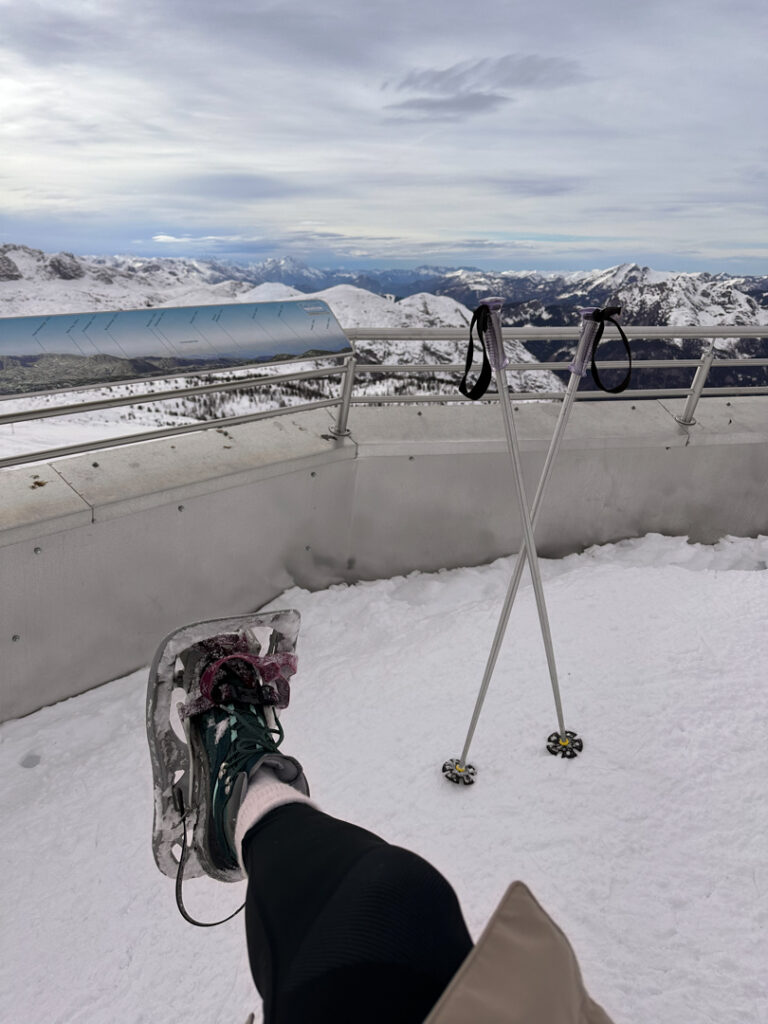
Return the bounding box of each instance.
[0,462,92,546]
[0,408,354,545]
[1,397,766,720]
[351,396,768,456]
[53,409,355,523]
[351,399,693,456]
[658,396,768,445]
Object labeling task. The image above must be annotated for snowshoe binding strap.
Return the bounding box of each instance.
[172,785,245,928]
[180,651,298,721]
[201,652,296,709]
[458,303,494,401]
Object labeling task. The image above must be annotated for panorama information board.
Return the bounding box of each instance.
[0,299,352,397]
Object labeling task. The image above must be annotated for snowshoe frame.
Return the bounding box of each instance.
[146,610,300,883]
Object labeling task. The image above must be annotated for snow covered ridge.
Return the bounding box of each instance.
[0,244,474,328]
[1,243,767,328]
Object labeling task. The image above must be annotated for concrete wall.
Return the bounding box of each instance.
[1,396,766,721]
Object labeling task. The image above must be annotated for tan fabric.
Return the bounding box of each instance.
[424,882,615,1024]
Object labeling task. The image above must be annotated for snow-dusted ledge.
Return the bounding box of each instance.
[1,396,766,721]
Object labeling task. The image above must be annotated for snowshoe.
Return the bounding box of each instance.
[146,610,304,887]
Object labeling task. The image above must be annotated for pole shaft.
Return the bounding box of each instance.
[497,368,565,727]
[458,372,578,764]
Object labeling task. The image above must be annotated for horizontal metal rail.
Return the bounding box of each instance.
[1,324,764,469]
[347,326,768,341]
[350,386,768,404]
[354,359,768,373]
[0,398,342,470]
[2,329,764,420]
[0,354,349,405]
[6,353,763,425]
[0,365,343,426]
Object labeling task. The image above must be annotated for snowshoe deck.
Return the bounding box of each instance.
[146,610,300,882]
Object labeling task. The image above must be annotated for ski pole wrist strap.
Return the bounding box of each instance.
[589,306,632,394]
[458,304,494,401]
[460,301,632,399]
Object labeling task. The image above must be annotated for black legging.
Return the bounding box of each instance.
[241,802,473,1023]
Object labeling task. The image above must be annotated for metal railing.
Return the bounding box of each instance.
[340,325,768,434]
[0,326,765,469]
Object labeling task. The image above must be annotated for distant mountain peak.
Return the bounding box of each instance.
[258,255,310,271]
[0,244,765,333]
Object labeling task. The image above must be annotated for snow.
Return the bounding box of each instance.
[0,378,207,462]
[238,282,303,301]
[0,415,168,461]
[644,269,675,286]
[0,248,476,329]
[286,284,474,330]
[393,292,471,328]
[1,533,767,1024]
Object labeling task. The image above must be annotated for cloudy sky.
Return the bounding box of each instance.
[1,0,766,272]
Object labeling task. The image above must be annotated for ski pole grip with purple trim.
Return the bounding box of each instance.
[570,307,603,377]
[482,296,509,370]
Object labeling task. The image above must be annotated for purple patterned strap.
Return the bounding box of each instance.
[180,651,298,720]
[200,652,297,706]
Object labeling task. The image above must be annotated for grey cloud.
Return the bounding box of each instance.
[385,52,588,123]
[256,230,535,258]
[1,3,121,66]
[396,54,587,96]
[174,229,534,260]
[1,0,379,100]
[127,0,392,75]
[159,1,368,68]
[4,0,764,278]
[6,213,763,274]
[164,174,308,201]
[487,175,584,197]
[385,92,508,121]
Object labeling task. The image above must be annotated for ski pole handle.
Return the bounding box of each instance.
[481,296,509,370]
[570,308,602,377]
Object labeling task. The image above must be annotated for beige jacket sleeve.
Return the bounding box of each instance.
[424,882,615,1024]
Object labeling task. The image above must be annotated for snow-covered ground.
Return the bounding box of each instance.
[1,534,767,1024]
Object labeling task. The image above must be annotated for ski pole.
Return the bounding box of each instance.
[443,305,614,783]
[485,299,569,737]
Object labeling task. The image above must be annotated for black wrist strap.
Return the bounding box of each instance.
[590,307,632,394]
[458,304,493,401]
[459,302,632,398]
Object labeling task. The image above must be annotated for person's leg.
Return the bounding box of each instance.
[151,626,471,1021]
[237,780,473,1024]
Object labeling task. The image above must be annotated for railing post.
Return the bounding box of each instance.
[328,355,356,438]
[675,339,716,426]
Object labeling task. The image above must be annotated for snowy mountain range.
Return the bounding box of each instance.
[0,245,561,407]
[0,244,765,459]
[0,245,477,328]
[3,243,766,330]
